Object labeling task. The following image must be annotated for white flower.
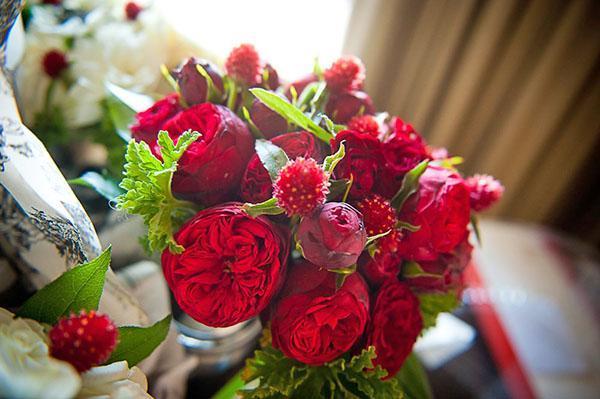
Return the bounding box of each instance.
[77,361,152,399]
[0,308,81,399]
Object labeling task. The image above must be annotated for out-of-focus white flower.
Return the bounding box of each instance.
[77,361,152,399]
[0,308,81,399]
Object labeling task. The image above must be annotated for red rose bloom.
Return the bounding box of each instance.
[240,131,320,203]
[406,234,473,293]
[331,130,382,199]
[358,230,403,287]
[131,93,182,145]
[396,166,471,261]
[377,118,431,198]
[326,91,374,124]
[367,280,422,378]
[249,97,288,139]
[162,203,288,327]
[271,261,370,365]
[161,103,254,205]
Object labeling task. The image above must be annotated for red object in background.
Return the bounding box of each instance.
[42,50,68,78]
[125,2,143,21]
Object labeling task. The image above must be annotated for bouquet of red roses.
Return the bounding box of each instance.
[116,44,503,398]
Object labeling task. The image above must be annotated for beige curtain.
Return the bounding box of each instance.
[345,0,600,246]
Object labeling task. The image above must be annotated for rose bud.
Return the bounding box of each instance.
[161,103,254,205]
[367,280,422,378]
[330,129,382,199]
[296,202,367,270]
[406,234,473,293]
[162,203,289,327]
[396,166,471,261]
[358,230,403,287]
[465,174,504,212]
[249,97,288,139]
[271,260,370,365]
[262,63,280,90]
[172,57,224,106]
[130,93,182,145]
[284,74,318,100]
[240,131,321,203]
[325,90,374,124]
[377,118,431,198]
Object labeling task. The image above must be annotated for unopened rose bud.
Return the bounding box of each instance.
[172,57,224,106]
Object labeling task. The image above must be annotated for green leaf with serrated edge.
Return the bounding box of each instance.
[471,214,482,246]
[396,220,421,232]
[105,82,154,113]
[327,179,351,201]
[365,230,391,247]
[243,197,285,218]
[417,291,460,330]
[70,171,124,201]
[402,261,443,279]
[17,247,111,324]
[322,142,345,174]
[250,88,333,143]
[391,160,429,210]
[240,345,402,399]
[116,131,199,254]
[394,353,433,399]
[242,106,265,139]
[255,140,289,181]
[107,315,171,366]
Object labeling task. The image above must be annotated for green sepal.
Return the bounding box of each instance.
[396,220,421,232]
[402,261,443,279]
[391,160,429,211]
[196,63,223,103]
[243,197,285,218]
[322,141,345,175]
[365,230,392,247]
[242,106,265,139]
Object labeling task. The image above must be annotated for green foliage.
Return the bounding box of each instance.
[391,161,429,211]
[17,247,111,324]
[417,291,460,330]
[116,130,199,254]
[470,214,482,246]
[33,105,69,147]
[322,142,345,175]
[69,171,124,201]
[327,179,351,201]
[250,88,333,143]
[394,354,433,399]
[240,346,403,399]
[107,315,172,366]
[243,198,284,218]
[255,139,289,181]
[396,221,421,232]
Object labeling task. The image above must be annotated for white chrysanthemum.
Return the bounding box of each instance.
[0,308,81,399]
[77,361,152,399]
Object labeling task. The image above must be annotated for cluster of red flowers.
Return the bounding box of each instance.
[129,44,503,378]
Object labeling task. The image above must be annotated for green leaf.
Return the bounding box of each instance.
[105,82,154,113]
[104,93,136,142]
[107,315,172,366]
[243,197,285,218]
[322,142,345,175]
[432,156,464,169]
[116,131,199,254]
[396,220,421,232]
[17,247,111,324]
[417,291,460,330]
[470,214,482,246]
[242,106,265,139]
[402,261,443,279]
[241,345,402,399]
[255,140,289,181]
[212,371,245,399]
[365,230,391,247]
[327,179,351,201]
[250,88,333,143]
[196,64,223,103]
[69,171,124,201]
[395,353,433,399]
[391,161,429,211]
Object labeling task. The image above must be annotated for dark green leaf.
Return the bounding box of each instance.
[18,247,111,324]
[417,291,459,330]
[107,315,172,366]
[391,161,429,211]
[243,198,285,218]
[327,179,351,201]
[250,88,333,143]
[470,214,481,246]
[69,171,124,201]
[255,140,289,181]
[395,353,433,399]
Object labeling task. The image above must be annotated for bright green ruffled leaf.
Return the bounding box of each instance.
[391,161,429,211]
[417,291,460,330]
[395,353,433,399]
[69,171,124,201]
[243,197,285,218]
[322,142,345,175]
[107,315,172,366]
[116,130,199,254]
[250,88,333,143]
[17,247,111,324]
[255,140,289,181]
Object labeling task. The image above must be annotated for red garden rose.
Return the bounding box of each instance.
[331,130,382,199]
[367,280,422,378]
[161,103,254,205]
[130,93,182,145]
[249,97,288,139]
[296,202,367,269]
[240,131,320,203]
[271,260,370,365]
[161,203,288,327]
[396,166,471,261]
[325,91,374,124]
[377,118,431,198]
[358,230,403,287]
[406,233,473,293]
[172,57,224,106]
